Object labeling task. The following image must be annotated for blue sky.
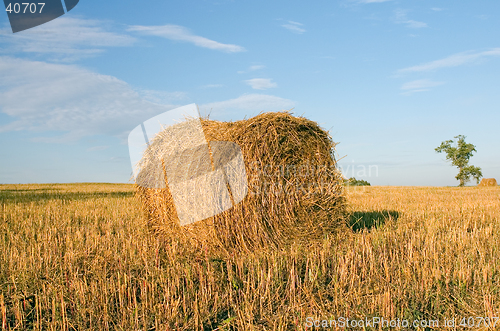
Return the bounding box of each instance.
[1,0,499,186]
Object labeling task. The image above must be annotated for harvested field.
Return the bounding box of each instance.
[1,184,499,329]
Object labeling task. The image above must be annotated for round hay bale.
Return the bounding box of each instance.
[136,111,346,254]
[478,178,497,187]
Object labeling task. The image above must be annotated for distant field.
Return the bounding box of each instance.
[0,184,499,330]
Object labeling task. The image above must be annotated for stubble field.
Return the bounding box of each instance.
[0,183,499,330]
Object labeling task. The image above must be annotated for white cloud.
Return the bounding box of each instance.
[249,65,265,71]
[395,9,428,29]
[244,78,277,90]
[0,17,136,61]
[398,48,500,73]
[404,20,428,28]
[0,56,177,141]
[127,24,245,53]
[400,79,444,94]
[281,21,305,34]
[200,94,295,115]
[237,64,265,74]
[136,90,187,104]
[0,57,291,142]
[431,7,444,11]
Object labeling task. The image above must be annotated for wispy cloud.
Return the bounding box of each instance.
[127,24,245,53]
[200,94,295,116]
[244,78,277,90]
[0,57,291,142]
[237,64,265,74]
[398,48,500,73]
[400,79,444,95]
[431,7,444,12]
[0,56,177,141]
[136,90,187,104]
[404,20,428,28]
[395,9,428,28]
[249,65,265,71]
[281,21,305,34]
[0,17,136,62]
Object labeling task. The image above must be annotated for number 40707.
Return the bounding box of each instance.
[5,3,46,14]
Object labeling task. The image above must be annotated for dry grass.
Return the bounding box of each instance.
[1,183,499,330]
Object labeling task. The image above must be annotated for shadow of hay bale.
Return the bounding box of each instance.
[348,210,400,232]
[136,111,347,255]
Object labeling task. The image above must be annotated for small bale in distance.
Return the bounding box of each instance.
[478,178,497,187]
[136,111,346,255]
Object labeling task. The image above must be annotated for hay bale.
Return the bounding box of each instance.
[136,111,346,254]
[478,178,497,186]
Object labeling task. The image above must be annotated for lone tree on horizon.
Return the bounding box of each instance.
[435,135,482,187]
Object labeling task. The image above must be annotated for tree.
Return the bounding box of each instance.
[344,177,371,186]
[435,135,482,187]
